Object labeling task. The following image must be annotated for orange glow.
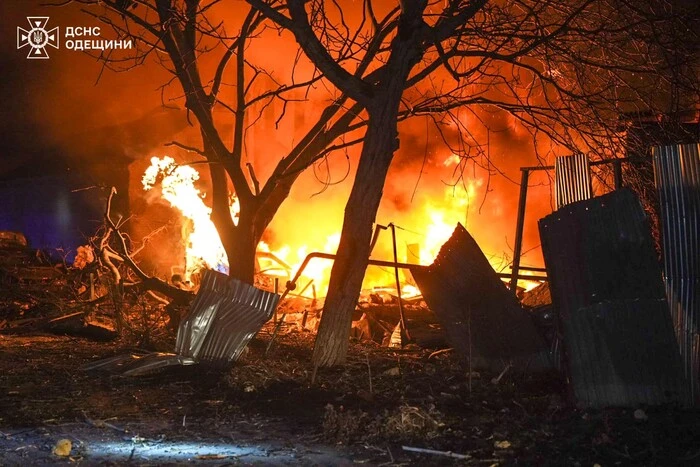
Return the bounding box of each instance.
[142,154,543,295]
[420,178,482,264]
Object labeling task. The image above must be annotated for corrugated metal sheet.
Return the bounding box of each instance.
[539,188,685,407]
[85,270,280,375]
[653,143,700,403]
[540,189,667,316]
[176,269,280,365]
[409,224,549,371]
[555,153,592,209]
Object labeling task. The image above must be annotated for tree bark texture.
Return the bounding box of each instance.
[312,13,425,366]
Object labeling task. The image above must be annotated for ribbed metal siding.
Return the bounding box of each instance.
[555,153,593,209]
[85,271,279,376]
[653,143,700,403]
[539,189,685,407]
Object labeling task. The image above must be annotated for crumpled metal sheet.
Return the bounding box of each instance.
[81,351,150,372]
[186,271,280,364]
[81,351,197,376]
[409,224,547,370]
[86,270,279,375]
[122,354,198,376]
[539,189,686,407]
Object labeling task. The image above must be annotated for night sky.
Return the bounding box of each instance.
[0,1,195,254]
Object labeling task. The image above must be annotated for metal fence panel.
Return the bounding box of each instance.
[539,189,685,407]
[409,224,548,370]
[653,143,700,403]
[555,153,593,209]
[540,189,667,316]
[566,299,684,407]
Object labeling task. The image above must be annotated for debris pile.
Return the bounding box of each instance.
[0,232,119,341]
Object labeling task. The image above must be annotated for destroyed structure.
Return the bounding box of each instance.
[1,145,699,410]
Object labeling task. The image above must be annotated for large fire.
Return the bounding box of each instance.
[142,156,539,294]
[142,156,240,276]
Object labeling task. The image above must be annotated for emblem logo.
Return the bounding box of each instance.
[17,17,59,59]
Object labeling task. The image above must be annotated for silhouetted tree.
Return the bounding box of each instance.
[248,0,699,366]
[68,0,367,283]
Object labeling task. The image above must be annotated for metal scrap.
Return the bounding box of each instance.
[86,269,280,375]
[409,224,548,371]
[539,188,686,407]
[653,143,700,403]
[555,153,593,209]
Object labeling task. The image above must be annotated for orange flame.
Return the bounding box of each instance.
[142,155,542,294]
[142,156,238,278]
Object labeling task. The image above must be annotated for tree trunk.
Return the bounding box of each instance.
[220,224,257,284]
[312,103,402,367]
[209,161,257,284]
[311,9,425,367]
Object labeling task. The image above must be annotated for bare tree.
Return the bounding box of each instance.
[57,0,369,284]
[58,0,697,367]
[247,0,699,366]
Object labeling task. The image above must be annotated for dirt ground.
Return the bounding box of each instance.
[1,322,699,466]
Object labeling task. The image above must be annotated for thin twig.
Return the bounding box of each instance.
[366,353,373,395]
[401,445,471,460]
[428,348,453,359]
